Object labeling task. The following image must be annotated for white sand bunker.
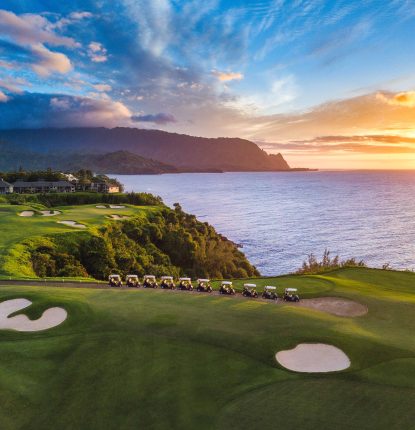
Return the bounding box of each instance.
[19,211,34,217]
[0,298,67,332]
[109,205,125,209]
[40,210,61,217]
[58,220,86,229]
[296,297,367,317]
[276,343,350,373]
[96,205,107,209]
[109,214,129,220]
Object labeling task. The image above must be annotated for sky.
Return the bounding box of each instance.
[1,1,415,169]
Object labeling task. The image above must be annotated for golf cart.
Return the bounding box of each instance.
[125,274,141,288]
[177,277,193,291]
[242,283,258,298]
[196,279,212,293]
[143,275,158,288]
[108,274,123,287]
[219,281,235,295]
[262,286,278,300]
[160,276,175,289]
[284,288,300,302]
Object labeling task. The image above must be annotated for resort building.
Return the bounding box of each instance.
[89,181,120,193]
[0,178,13,194]
[12,180,75,194]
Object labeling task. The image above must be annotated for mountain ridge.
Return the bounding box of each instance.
[0,127,297,172]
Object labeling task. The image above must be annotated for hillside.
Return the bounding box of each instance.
[0,196,258,280]
[0,127,292,172]
[69,151,179,174]
[0,148,179,174]
[0,267,414,429]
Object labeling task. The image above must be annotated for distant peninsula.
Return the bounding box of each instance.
[0,127,314,174]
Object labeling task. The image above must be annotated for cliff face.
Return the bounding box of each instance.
[0,127,291,172]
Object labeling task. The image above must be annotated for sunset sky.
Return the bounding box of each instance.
[1,1,415,168]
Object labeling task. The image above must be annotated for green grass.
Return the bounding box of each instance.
[0,267,414,429]
[0,203,158,278]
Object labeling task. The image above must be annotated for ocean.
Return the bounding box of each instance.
[115,171,415,276]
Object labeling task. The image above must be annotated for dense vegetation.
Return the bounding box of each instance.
[296,249,366,274]
[0,168,122,189]
[28,203,259,280]
[1,267,415,429]
[3,191,161,207]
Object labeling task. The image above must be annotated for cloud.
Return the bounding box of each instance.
[131,112,176,124]
[263,134,415,154]
[88,41,108,62]
[212,70,244,82]
[0,93,132,128]
[0,9,77,47]
[30,43,72,76]
[69,11,93,21]
[377,91,415,107]
[52,11,93,30]
[92,84,112,92]
[0,9,75,77]
[0,76,27,94]
[0,91,9,102]
[246,92,415,143]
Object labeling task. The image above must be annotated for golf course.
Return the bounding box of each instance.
[1,199,415,429]
[0,202,158,279]
[0,267,414,429]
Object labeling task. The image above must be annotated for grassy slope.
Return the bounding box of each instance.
[0,267,414,429]
[0,204,158,278]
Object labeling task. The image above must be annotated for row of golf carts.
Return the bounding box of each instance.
[108,275,300,301]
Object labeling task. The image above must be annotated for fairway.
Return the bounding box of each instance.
[0,203,158,278]
[0,267,414,429]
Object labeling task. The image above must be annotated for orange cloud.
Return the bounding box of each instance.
[376,91,415,107]
[212,70,243,82]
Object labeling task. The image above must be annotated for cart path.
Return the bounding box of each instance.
[0,280,367,317]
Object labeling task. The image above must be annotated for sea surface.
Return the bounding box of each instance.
[115,171,415,276]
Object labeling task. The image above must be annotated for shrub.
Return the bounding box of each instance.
[296,249,366,275]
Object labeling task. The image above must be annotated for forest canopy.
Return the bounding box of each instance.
[29,202,259,280]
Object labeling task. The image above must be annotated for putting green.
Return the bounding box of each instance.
[0,267,414,429]
[0,203,158,278]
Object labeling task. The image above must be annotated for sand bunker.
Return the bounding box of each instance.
[19,211,34,217]
[0,298,67,332]
[58,220,86,229]
[109,205,125,209]
[96,205,107,209]
[276,343,350,373]
[296,297,367,317]
[109,214,129,220]
[40,210,61,217]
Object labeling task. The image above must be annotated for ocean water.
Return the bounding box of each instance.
[115,171,415,275]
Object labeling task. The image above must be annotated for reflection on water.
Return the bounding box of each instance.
[115,171,415,275]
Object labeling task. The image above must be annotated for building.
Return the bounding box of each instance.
[0,178,13,194]
[12,180,75,194]
[62,173,79,183]
[89,181,120,193]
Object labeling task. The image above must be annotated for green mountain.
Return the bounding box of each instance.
[0,127,293,172]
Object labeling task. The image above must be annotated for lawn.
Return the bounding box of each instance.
[0,267,414,429]
[0,203,158,278]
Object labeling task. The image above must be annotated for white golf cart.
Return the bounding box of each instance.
[125,274,140,288]
[219,281,235,295]
[177,277,193,291]
[283,287,300,302]
[143,275,158,288]
[262,286,278,300]
[160,276,175,289]
[242,283,258,298]
[196,278,212,293]
[109,274,122,287]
